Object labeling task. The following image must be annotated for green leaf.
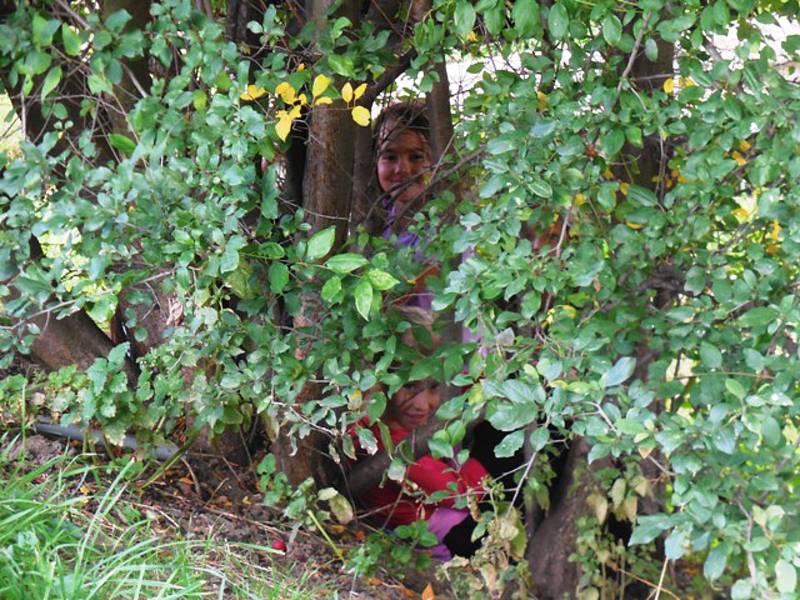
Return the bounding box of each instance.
[776,560,797,594]
[488,401,537,431]
[664,530,687,560]
[725,378,746,400]
[327,53,355,77]
[604,356,636,387]
[306,226,336,262]
[714,427,735,454]
[530,179,552,199]
[761,416,782,447]
[529,427,549,451]
[699,342,722,369]
[547,3,569,40]
[354,279,373,320]
[367,392,386,423]
[602,14,622,46]
[513,0,540,36]
[487,138,516,154]
[108,133,136,155]
[367,269,399,291]
[644,37,658,61]
[41,66,61,101]
[428,436,454,459]
[628,184,657,206]
[321,276,342,302]
[104,9,132,33]
[62,24,82,56]
[32,14,60,48]
[326,253,367,274]
[601,128,625,158]
[495,430,525,458]
[703,542,730,581]
[739,306,777,328]
[629,515,669,545]
[268,262,289,293]
[453,0,477,39]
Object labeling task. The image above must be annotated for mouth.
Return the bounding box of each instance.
[404,413,428,426]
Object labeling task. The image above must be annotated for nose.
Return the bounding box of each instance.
[394,156,412,177]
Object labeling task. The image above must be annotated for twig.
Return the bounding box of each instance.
[615,12,653,100]
[361,49,418,107]
[653,556,669,600]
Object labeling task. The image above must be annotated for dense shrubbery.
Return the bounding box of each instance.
[2,0,800,596]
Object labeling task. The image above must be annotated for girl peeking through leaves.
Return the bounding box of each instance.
[350,306,490,561]
[373,102,438,310]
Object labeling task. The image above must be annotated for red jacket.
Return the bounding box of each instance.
[355,421,488,526]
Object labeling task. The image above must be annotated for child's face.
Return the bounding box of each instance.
[377,127,432,209]
[387,381,440,430]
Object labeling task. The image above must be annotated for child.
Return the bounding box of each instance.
[373,102,438,310]
[352,307,488,560]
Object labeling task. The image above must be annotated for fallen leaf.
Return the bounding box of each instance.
[422,583,436,600]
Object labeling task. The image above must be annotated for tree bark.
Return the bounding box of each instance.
[272,0,360,487]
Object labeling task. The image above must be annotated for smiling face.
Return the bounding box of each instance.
[376,126,432,209]
[387,381,440,430]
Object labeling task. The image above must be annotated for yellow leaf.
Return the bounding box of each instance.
[314,96,333,106]
[422,583,436,600]
[240,84,267,101]
[353,82,367,100]
[296,62,305,71]
[662,78,675,94]
[770,219,781,241]
[680,76,696,88]
[732,207,752,221]
[619,182,629,196]
[466,31,478,42]
[275,111,292,141]
[739,139,752,152]
[341,82,353,103]
[288,104,302,119]
[312,74,331,98]
[351,105,371,126]
[625,221,643,230]
[731,150,747,167]
[537,90,548,110]
[603,169,615,180]
[79,485,92,495]
[275,82,296,104]
[574,193,586,206]
[297,93,308,106]
[561,304,577,319]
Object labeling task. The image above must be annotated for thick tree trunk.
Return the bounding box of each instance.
[272,0,360,487]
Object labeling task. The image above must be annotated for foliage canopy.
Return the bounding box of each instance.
[1,0,800,596]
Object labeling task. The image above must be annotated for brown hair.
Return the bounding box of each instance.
[372,101,431,154]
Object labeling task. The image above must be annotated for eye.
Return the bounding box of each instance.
[380,152,397,161]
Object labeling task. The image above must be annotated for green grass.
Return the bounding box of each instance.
[0,435,328,599]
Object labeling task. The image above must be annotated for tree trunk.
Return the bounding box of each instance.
[272,0,360,487]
